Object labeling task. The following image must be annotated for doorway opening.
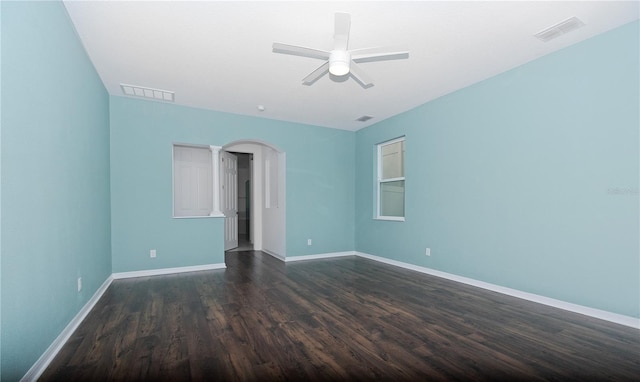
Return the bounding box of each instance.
[227,152,253,252]
[222,140,286,260]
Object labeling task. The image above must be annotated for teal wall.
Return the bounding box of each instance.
[355,21,639,318]
[110,96,355,272]
[0,2,3,379]
[1,2,111,380]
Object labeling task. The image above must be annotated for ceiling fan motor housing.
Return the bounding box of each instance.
[329,50,351,76]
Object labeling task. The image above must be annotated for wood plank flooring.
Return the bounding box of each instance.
[40,251,640,381]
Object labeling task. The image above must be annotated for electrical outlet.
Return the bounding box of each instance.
[307,239,312,246]
[77,277,82,292]
[150,249,157,258]
[425,248,431,257]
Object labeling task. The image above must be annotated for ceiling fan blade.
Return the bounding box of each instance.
[302,61,330,85]
[272,43,330,60]
[349,61,374,89]
[333,13,351,51]
[350,47,409,63]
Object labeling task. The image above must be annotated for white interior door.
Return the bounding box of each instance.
[262,147,286,259]
[221,151,238,251]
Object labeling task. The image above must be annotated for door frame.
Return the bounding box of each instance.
[222,140,286,259]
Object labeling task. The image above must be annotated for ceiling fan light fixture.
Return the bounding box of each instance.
[329,50,351,76]
[272,13,408,87]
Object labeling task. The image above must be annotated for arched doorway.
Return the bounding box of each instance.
[222,140,286,260]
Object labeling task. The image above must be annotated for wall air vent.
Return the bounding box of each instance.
[535,17,585,42]
[356,115,374,122]
[120,84,175,102]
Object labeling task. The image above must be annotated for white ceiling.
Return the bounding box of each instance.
[63,1,639,131]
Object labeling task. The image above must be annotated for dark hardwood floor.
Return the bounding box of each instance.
[40,251,639,381]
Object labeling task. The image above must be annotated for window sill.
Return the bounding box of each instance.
[375,216,405,222]
[173,212,225,219]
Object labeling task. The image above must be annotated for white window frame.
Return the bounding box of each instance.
[376,137,405,221]
[172,143,224,218]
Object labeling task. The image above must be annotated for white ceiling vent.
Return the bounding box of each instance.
[535,17,585,42]
[356,115,374,122]
[120,84,175,102]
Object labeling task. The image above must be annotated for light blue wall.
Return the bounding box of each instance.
[110,96,355,272]
[1,2,111,381]
[356,21,640,318]
[0,3,3,379]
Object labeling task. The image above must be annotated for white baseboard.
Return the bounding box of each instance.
[21,250,638,382]
[112,263,226,279]
[262,248,285,261]
[285,251,356,262]
[22,263,227,381]
[20,275,114,382]
[355,251,639,329]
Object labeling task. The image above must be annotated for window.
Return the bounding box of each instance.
[377,137,405,220]
[172,144,223,218]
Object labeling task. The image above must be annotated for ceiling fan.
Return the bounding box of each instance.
[272,13,409,88]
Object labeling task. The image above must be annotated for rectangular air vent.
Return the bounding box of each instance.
[120,84,174,102]
[356,115,374,122]
[535,17,585,42]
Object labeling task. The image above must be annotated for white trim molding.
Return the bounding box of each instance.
[20,275,114,382]
[355,251,639,329]
[285,251,356,262]
[112,263,226,279]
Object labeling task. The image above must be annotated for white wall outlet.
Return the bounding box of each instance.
[307,239,312,246]
[150,249,157,258]
[77,277,82,292]
[425,248,431,256]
